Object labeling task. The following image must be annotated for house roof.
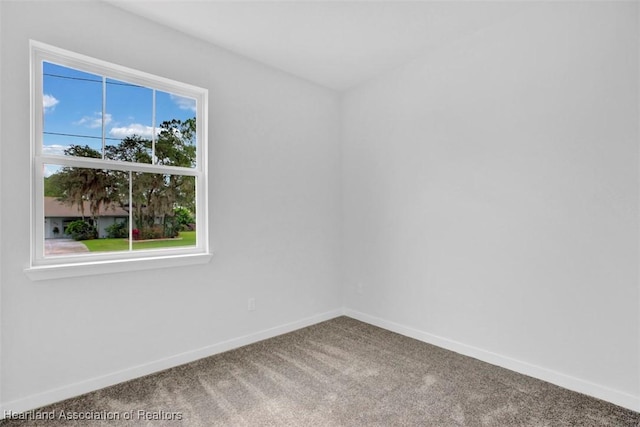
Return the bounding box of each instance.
[44,197,128,218]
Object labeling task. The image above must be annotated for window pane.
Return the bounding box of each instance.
[44,164,129,256]
[33,43,207,273]
[43,62,103,158]
[131,172,196,250]
[105,78,153,163]
[155,91,197,168]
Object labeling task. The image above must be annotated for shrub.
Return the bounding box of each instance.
[105,221,128,239]
[66,219,97,241]
[174,207,195,231]
[140,226,163,240]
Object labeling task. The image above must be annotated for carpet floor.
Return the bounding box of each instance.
[2,316,639,426]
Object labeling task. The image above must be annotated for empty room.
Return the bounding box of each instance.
[1,0,639,425]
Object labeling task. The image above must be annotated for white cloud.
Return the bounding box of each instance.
[170,94,196,113]
[43,94,59,113]
[74,112,112,129]
[42,144,69,156]
[109,123,158,139]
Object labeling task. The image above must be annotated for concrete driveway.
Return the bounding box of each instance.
[44,238,89,256]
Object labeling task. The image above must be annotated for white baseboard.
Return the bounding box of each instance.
[344,308,640,413]
[0,308,344,418]
[3,308,637,418]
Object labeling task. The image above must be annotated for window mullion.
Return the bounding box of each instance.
[36,155,198,176]
[129,170,133,252]
[152,89,156,164]
[102,76,106,159]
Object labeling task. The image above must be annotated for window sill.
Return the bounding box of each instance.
[24,252,213,281]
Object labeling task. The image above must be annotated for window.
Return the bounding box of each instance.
[26,41,210,280]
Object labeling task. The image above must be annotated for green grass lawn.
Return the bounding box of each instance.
[82,231,196,252]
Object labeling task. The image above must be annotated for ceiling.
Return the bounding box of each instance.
[106,1,529,91]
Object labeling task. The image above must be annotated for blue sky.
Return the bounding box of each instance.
[42,62,196,171]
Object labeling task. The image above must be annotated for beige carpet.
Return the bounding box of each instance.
[2,316,639,426]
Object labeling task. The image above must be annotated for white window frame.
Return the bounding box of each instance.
[25,41,211,281]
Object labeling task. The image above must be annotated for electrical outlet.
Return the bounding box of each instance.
[356,282,363,295]
[248,298,256,311]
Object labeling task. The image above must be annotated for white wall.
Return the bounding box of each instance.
[342,2,640,410]
[0,0,342,412]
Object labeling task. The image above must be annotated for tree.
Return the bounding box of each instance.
[155,118,196,168]
[44,173,66,197]
[51,118,196,239]
[108,119,196,237]
[52,145,119,221]
[104,135,152,164]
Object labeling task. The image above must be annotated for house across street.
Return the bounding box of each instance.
[44,196,128,239]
